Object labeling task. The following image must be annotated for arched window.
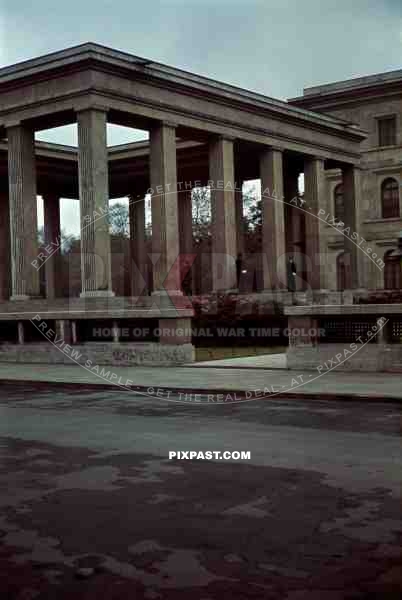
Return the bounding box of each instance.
[334,184,344,222]
[337,252,351,291]
[384,250,401,290]
[381,178,400,219]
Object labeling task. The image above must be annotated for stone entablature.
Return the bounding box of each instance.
[0,44,364,163]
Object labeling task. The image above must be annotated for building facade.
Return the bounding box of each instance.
[290,70,402,293]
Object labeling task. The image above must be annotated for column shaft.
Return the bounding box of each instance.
[77,109,113,296]
[129,194,148,296]
[342,165,361,289]
[0,192,10,300]
[43,194,61,299]
[17,321,24,344]
[178,189,193,255]
[304,157,325,290]
[234,187,244,256]
[7,124,40,299]
[209,136,237,291]
[284,166,305,291]
[150,123,181,294]
[178,188,193,293]
[260,148,286,290]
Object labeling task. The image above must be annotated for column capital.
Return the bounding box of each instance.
[342,163,363,172]
[128,193,147,208]
[41,192,60,201]
[260,145,284,156]
[152,120,178,130]
[270,145,284,153]
[4,119,23,130]
[213,133,236,143]
[75,104,109,115]
[305,155,325,164]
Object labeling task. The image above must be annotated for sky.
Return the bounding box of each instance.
[1,0,401,234]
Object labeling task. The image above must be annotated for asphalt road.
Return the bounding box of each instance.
[0,385,401,599]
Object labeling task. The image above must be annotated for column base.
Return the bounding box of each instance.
[151,289,183,297]
[342,288,367,305]
[10,295,42,301]
[260,289,293,304]
[80,290,115,298]
[298,289,332,305]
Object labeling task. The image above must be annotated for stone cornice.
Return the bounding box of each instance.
[0,43,366,143]
[289,78,402,112]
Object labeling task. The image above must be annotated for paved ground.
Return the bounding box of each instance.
[0,363,401,401]
[0,385,402,599]
[192,353,287,369]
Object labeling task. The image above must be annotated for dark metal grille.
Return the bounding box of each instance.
[319,318,378,344]
[390,318,402,343]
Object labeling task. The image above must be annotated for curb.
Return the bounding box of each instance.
[0,378,401,404]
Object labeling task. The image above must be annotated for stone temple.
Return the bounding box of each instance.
[0,43,400,370]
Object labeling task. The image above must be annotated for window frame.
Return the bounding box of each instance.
[377,115,397,147]
[333,183,344,223]
[384,250,401,290]
[381,177,400,219]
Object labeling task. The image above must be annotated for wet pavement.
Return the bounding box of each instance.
[0,385,402,599]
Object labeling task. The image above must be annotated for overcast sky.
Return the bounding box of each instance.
[1,0,401,233]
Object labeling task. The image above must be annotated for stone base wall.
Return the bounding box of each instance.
[0,342,195,366]
[287,343,402,372]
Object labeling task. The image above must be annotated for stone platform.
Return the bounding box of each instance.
[285,303,402,372]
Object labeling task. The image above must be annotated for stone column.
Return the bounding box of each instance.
[376,316,387,345]
[112,320,119,343]
[7,124,40,299]
[284,165,301,253]
[71,321,77,344]
[260,147,286,290]
[342,165,361,289]
[150,122,181,295]
[284,165,305,291]
[0,192,10,300]
[209,136,237,291]
[178,189,193,256]
[17,321,24,344]
[55,319,72,344]
[178,188,193,293]
[43,194,61,299]
[234,187,244,256]
[77,108,113,297]
[304,157,325,290]
[129,194,148,296]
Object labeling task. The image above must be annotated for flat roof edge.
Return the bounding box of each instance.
[292,68,402,101]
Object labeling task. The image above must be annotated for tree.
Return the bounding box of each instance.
[243,184,261,232]
[192,187,211,243]
[109,202,129,237]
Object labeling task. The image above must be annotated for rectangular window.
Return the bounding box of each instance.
[378,116,396,147]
